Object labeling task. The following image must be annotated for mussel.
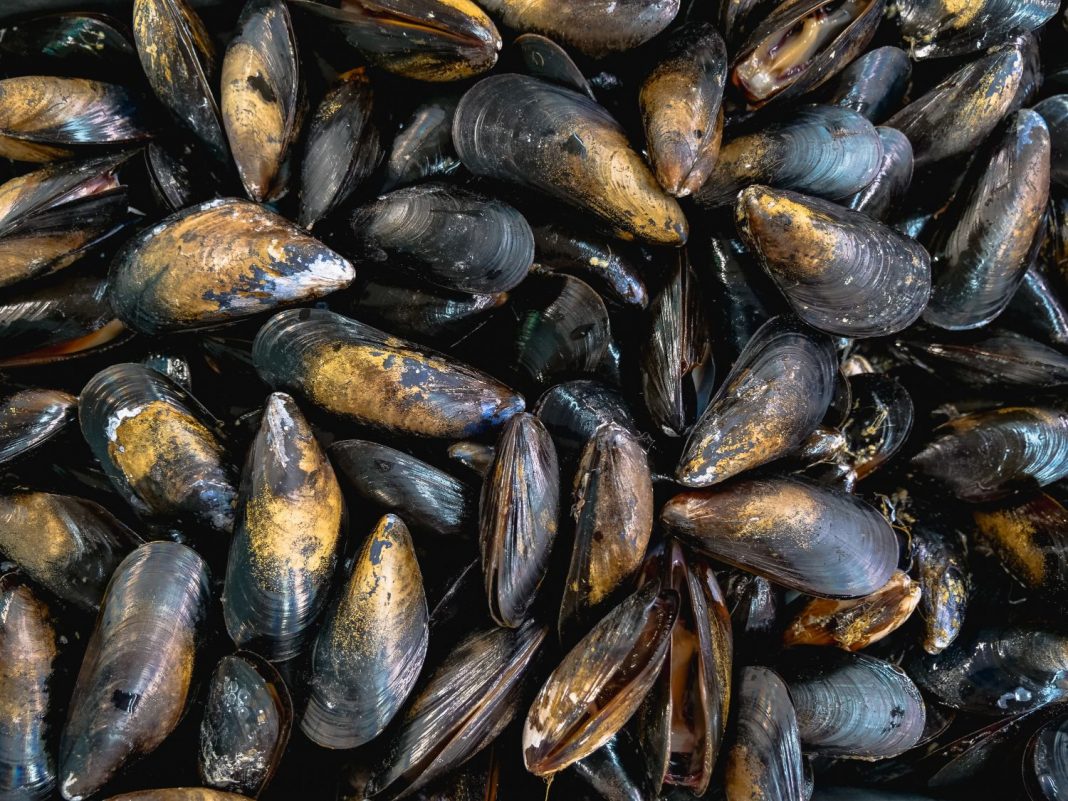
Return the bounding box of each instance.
[973,492,1068,600]
[894,0,1057,59]
[0,387,76,466]
[1035,95,1068,190]
[825,45,911,123]
[844,127,913,221]
[351,278,507,344]
[910,521,968,655]
[532,224,648,309]
[894,329,1068,388]
[381,93,458,192]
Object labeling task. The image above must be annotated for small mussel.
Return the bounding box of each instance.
[198,652,292,797]
[661,476,899,598]
[0,574,59,801]
[302,514,428,748]
[895,329,1068,388]
[910,522,968,655]
[912,407,1068,502]
[480,412,559,628]
[59,542,211,801]
[736,185,931,338]
[79,363,237,535]
[725,666,804,801]
[515,33,593,97]
[0,388,76,466]
[844,127,913,221]
[825,45,911,123]
[523,581,678,776]
[532,224,648,308]
[221,0,302,203]
[894,0,1057,59]
[0,492,140,611]
[973,492,1068,600]
[108,198,354,335]
[780,647,926,758]
[453,73,688,245]
[349,183,533,294]
[840,373,913,481]
[351,278,507,344]
[367,621,547,800]
[534,379,637,462]
[223,392,343,660]
[676,315,836,487]
[0,12,138,82]
[252,308,524,438]
[382,93,458,192]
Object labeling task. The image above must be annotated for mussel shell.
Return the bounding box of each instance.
[897,329,1068,388]
[660,476,899,598]
[736,185,931,338]
[697,105,883,207]
[445,440,495,478]
[252,308,525,438]
[367,621,547,800]
[533,379,637,461]
[59,542,211,801]
[221,0,301,203]
[1025,714,1068,801]
[725,666,804,801]
[298,68,381,229]
[912,407,1068,502]
[351,278,506,343]
[382,93,458,193]
[1035,95,1068,190]
[477,0,679,57]
[132,0,226,162]
[222,392,343,661]
[909,626,1068,716]
[523,581,679,776]
[0,388,76,466]
[331,439,474,539]
[923,109,1050,330]
[895,0,1057,59]
[572,728,654,801]
[910,522,968,655]
[704,235,779,367]
[0,574,58,801]
[677,314,836,487]
[453,73,688,246]
[479,412,559,628]
[144,138,218,213]
[639,22,726,198]
[825,45,911,124]
[844,127,913,221]
[302,514,428,748]
[781,647,926,758]
[515,33,594,98]
[0,492,140,611]
[198,652,292,797]
[79,362,237,534]
[0,12,137,81]
[350,183,533,295]
[102,792,251,801]
[108,197,354,335]
[560,423,653,641]
[973,492,1068,599]
[1003,264,1068,349]
[533,224,648,309]
[841,373,913,480]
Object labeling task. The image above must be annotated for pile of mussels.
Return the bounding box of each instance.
[4,0,1068,799]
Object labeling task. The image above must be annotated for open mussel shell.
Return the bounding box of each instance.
[478,0,678,57]
[350,183,533,295]
[534,379,637,461]
[910,522,968,655]
[59,542,211,801]
[303,514,428,748]
[780,647,925,758]
[0,153,131,290]
[641,253,714,438]
[480,412,559,628]
[222,0,301,203]
[454,73,688,246]
[108,197,354,335]
[515,33,593,98]
[0,12,137,81]
[912,407,1068,502]
[826,46,911,124]
[222,392,342,661]
[661,476,899,598]
[524,581,679,777]
[0,492,140,611]
[841,373,913,481]
[639,22,726,198]
[895,329,1068,388]
[1035,95,1068,190]
[886,46,1023,170]
[895,0,1056,59]
[351,278,506,344]
[253,308,524,438]
[533,224,647,309]
[367,621,547,800]
[560,422,653,641]
[133,0,225,162]
[844,127,913,221]
[725,666,804,801]
[731,0,885,108]
[0,76,150,162]
[909,625,1068,716]
[79,362,237,535]
[198,652,292,798]
[1025,714,1068,801]
[974,492,1068,600]
[697,105,883,207]
[0,573,58,801]
[0,387,76,466]
[298,68,380,229]
[677,315,836,487]
[331,439,474,539]
[736,185,931,338]
[289,0,501,82]
[923,109,1050,330]
[382,93,458,193]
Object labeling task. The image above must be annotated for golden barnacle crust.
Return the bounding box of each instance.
[973,493,1068,595]
[783,570,921,651]
[0,494,85,586]
[0,576,57,731]
[736,186,842,280]
[222,43,286,201]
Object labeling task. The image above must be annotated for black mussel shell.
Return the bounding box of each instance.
[0,12,137,81]
[198,652,292,798]
[895,329,1068,388]
[446,440,495,477]
[661,476,899,598]
[1035,95,1068,190]
[841,373,913,481]
[222,392,343,661]
[973,492,1068,600]
[515,33,594,98]
[825,45,911,124]
[704,235,778,367]
[895,0,1057,59]
[1003,264,1068,349]
[910,522,968,655]
[351,277,506,344]
[533,224,648,309]
[533,379,637,461]
[1025,714,1068,801]
[59,542,211,801]
[144,137,219,213]
[252,308,525,438]
[725,570,782,652]
[480,412,559,628]
[0,387,76,466]
[382,93,459,192]
[844,126,913,221]
[572,727,654,801]
[677,315,836,487]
